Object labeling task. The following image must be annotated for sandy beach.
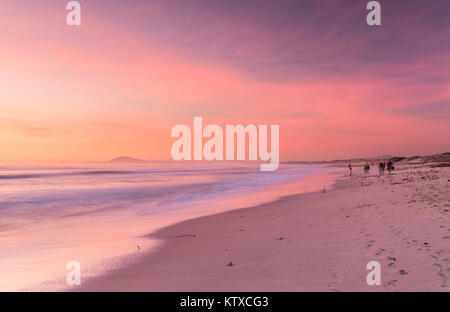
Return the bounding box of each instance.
[78,164,450,291]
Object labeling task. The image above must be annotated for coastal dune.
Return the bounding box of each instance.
[79,164,450,291]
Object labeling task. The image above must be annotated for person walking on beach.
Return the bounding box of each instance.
[378,162,384,176]
[348,163,352,176]
[387,160,394,172]
[364,163,370,174]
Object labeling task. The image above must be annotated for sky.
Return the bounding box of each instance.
[0,0,449,162]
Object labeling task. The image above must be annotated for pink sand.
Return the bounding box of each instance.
[77,164,450,291]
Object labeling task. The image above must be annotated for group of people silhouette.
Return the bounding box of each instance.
[348,160,395,176]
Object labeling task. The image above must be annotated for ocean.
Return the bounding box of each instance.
[0,162,341,290]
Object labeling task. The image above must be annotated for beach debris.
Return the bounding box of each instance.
[322,188,327,193]
[387,256,397,261]
[174,234,196,238]
[275,237,285,241]
[424,242,430,247]
[136,245,141,251]
[399,269,408,275]
[226,262,234,267]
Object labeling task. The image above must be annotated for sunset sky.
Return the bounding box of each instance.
[0,0,449,162]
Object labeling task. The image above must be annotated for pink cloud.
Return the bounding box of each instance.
[0,0,448,162]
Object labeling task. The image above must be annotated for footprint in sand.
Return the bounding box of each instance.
[385,279,398,287]
[438,271,447,288]
[399,269,408,275]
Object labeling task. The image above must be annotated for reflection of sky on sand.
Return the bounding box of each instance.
[0,163,343,290]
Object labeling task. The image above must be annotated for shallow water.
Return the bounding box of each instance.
[0,162,341,291]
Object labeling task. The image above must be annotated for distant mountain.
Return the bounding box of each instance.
[108,156,148,164]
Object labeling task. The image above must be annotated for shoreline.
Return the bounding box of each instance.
[2,165,339,291]
[77,164,449,291]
